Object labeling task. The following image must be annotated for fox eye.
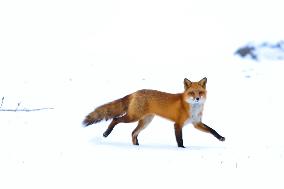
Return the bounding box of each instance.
[199,92,204,96]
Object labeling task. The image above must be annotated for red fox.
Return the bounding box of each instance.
[83,78,225,148]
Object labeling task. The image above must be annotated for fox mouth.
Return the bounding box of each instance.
[187,97,204,105]
[192,100,201,105]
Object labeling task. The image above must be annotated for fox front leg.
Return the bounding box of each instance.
[174,123,185,148]
[194,122,225,141]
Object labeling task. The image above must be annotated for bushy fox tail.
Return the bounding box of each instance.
[82,95,130,127]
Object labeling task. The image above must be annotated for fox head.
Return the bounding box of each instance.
[183,77,207,105]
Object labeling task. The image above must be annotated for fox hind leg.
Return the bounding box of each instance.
[103,118,119,137]
[132,115,154,145]
[103,114,137,137]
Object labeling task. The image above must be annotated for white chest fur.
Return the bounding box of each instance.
[185,103,203,125]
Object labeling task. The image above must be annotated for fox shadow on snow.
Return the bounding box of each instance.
[89,136,226,151]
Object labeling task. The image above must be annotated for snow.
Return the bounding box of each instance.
[1,0,284,188]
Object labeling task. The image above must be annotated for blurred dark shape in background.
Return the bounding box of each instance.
[235,45,257,60]
[235,41,284,61]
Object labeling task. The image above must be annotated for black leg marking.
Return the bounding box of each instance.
[103,127,113,137]
[103,118,118,137]
[131,132,139,145]
[133,138,139,145]
[174,124,185,148]
[203,124,225,141]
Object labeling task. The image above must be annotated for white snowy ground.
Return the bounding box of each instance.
[1,0,284,189]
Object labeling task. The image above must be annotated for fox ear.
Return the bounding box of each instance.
[198,77,207,88]
[184,78,192,90]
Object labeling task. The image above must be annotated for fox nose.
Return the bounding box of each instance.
[196,97,200,101]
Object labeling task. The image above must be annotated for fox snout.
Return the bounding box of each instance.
[193,97,201,104]
[187,96,205,105]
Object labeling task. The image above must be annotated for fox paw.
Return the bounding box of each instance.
[219,136,225,141]
[103,131,110,137]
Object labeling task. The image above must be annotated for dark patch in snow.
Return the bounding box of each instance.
[235,45,257,60]
[235,41,284,61]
